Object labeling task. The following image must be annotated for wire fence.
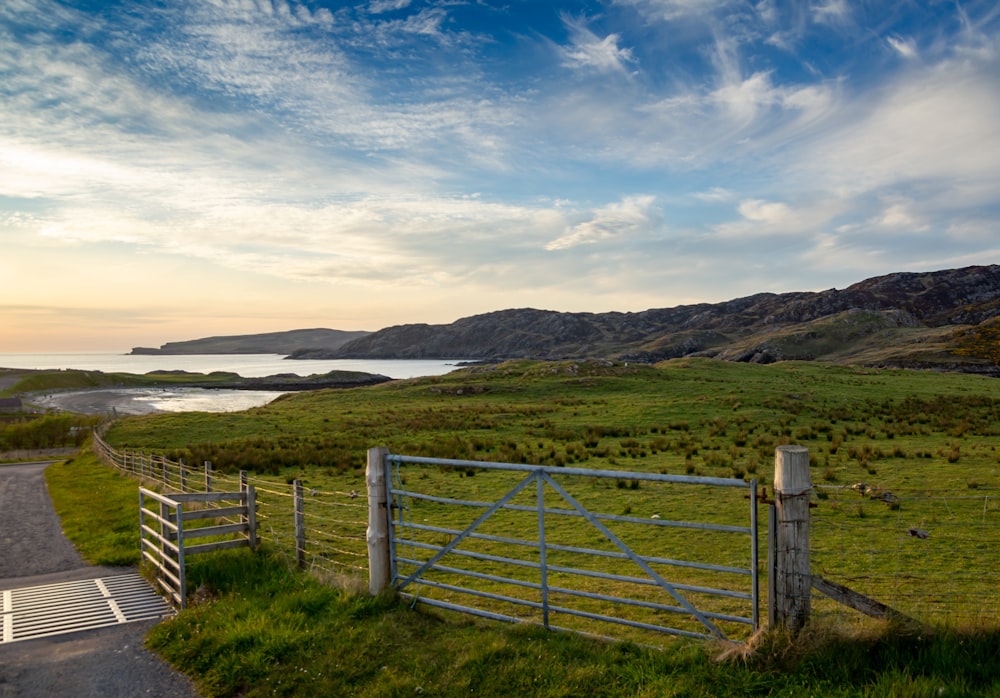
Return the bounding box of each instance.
[92,433,370,584]
[810,484,1000,628]
[92,432,999,631]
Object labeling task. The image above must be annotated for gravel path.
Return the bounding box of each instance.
[0,461,200,698]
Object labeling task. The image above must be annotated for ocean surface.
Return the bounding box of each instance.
[0,353,459,379]
[0,353,461,415]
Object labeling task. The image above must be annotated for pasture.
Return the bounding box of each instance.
[104,358,1000,631]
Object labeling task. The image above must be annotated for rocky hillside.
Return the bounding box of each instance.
[311,265,1000,374]
[131,328,370,355]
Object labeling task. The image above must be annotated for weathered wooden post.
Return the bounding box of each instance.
[366,446,391,595]
[204,461,213,493]
[293,479,306,569]
[239,470,248,530]
[179,458,187,492]
[772,445,812,632]
[246,485,257,551]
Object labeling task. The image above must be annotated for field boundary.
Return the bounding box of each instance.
[91,431,999,637]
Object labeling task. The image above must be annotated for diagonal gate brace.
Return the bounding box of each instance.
[541,472,727,639]
[395,471,539,592]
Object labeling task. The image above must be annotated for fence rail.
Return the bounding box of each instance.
[93,432,369,583]
[139,487,257,608]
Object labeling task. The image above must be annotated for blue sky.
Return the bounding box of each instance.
[2,0,999,351]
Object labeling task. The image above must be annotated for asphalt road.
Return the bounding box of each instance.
[0,461,200,698]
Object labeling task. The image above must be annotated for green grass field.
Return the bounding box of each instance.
[101,359,999,634]
[48,445,1000,697]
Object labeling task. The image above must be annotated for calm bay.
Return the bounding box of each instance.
[0,353,461,415]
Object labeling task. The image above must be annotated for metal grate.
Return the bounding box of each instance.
[1,573,173,644]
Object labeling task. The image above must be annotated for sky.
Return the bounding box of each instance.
[2,0,999,352]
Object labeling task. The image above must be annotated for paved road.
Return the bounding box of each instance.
[0,461,200,698]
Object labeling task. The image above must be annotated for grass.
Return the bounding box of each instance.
[103,359,1000,629]
[44,451,143,567]
[103,359,1000,487]
[38,359,1000,696]
[1,413,101,452]
[39,478,999,698]
[0,367,242,397]
[139,547,1000,698]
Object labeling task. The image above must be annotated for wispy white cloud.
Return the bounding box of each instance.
[887,35,918,59]
[693,187,734,202]
[811,0,851,27]
[559,15,635,74]
[545,196,660,251]
[792,56,1000,200]
[713,196,845,239]
[369,0,412,14]
[613,0,734,23]
[869,198,930,232]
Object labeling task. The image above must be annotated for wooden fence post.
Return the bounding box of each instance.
[204,461,213,493]
[294,479,306,569]
[239,470,248,529]
[179,458,187,492]
[246,485,257,551]
[772,445,812,632]
[366,446,391,595]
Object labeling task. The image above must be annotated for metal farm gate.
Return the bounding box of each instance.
[381,454,759,643]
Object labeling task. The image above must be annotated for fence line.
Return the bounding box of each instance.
[809,483,1000,628]
[92,432,369,580]
[92,431,998,635]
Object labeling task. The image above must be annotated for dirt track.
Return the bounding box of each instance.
[0,461,199,698]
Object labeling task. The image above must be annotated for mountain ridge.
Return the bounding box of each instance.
[136,265,1000,374]
[304,264,1000,374]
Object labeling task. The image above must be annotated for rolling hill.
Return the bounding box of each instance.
[130,328,370,355]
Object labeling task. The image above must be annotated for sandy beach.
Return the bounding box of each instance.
[28,386,286,416]
[30,389,165,416]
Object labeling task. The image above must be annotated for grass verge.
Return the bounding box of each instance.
[146,548,1000,697]
[45,450,142,567]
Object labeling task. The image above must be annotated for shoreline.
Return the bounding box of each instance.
[30,389,170,416]
[27,387,288,416]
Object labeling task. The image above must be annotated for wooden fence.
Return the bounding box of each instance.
[92,432,369,581]
[139,487,257,609]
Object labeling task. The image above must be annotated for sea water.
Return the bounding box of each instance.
[1,353,461,414]
[0,353,459,379]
